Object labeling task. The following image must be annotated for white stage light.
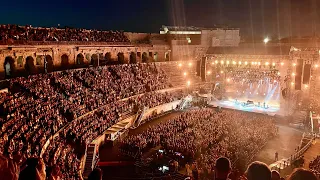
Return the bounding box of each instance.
[264,37,270,44]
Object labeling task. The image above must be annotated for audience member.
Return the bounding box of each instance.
[245,161,271,180]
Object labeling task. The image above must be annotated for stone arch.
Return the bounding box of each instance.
[61,54,69,70]
[105,52,112,62]
[76,53,85,67]
[153,52,158,61]
[117,52,125,64]
[45,55,54,73]
[165,52,170,61]
[91,54,99,66]
[129,52,137,64]
[4,56,15,78]
[25,56,36,75]
[142,52,148,63]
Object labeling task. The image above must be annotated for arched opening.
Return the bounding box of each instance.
[117,52,125,64]
[142,52,148,63]
[91,54,99,66]
[45,55,54,73]
[76,53,85,67]
[4,56,15,78]
[25,56,36,75]
[153,52,158,61]
[105,52,112,62]
[165,52,170,61]
[104,52,113,65]
[130,52,137,64]
[61,54,69,70]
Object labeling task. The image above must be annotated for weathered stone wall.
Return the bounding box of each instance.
[0,43,171,79]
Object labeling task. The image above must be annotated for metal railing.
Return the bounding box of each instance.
[269,134,315,171]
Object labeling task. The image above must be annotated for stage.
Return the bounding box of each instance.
[209,99,284,116]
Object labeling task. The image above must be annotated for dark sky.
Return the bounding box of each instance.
[0,0,319,37]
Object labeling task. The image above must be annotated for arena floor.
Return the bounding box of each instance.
[99,109,303,178]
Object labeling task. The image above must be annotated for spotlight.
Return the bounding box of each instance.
[272,62,276,66]
[207,71,211,75]
[239,61,242,65]
[188,62,192,66]
[245,61,248,65]
[178,63,182,67]
[227,78,230,82]
[226,61,230,64]
[221,60,224,64]
[232,61,236,65]
[187,81,191,86]
[183,72,187,76]
[277,72,280,75]
[293,63,296,66]
[251,62,254,65]
[315,64,319,68]
[220,71,224,74]
[215,60,218,64]
[281,62,284,66]
[258,62,261,65]
[304,84,308,88]
[292,73,295,76]
[212,62,215,65]
[291,82,294,86]
[265,62,269,66]
[264,37,270,44]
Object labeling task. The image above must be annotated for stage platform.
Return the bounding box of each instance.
[209,99,284,116]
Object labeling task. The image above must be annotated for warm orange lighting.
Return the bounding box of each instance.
[265,62,269,66]
[291,82,294,86]
[207,71,211,75]
[178,63,182,67]
[315,64,319,68]
[187,81,191,86]
[239,61,242,65]
[292,73,296,76]
[188,62,192,66]
[215,60,218,64]
[304,84,309,88]
[183,72,187,76]
[258,62,261,65]
[212,62,215,65]
[272,62,276,66]
[227,78,230,82]
[221,60,224,64]
[221,71,224,74]
[277,72,280,75]
[226,61,230,65]
[281,62,284,66]
[245,61,248,65]
[293,63,296,66]
[232,61,236,65]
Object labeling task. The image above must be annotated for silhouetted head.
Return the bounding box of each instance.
[245,161,271,180]
[287,168,317,180]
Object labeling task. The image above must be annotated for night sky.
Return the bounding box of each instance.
[1,0,319,38]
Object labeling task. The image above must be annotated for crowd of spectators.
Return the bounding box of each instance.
[0,24,130,43]
[310,155,320,178]
[119,108,278,179]
[0,63,183,179]
[229,69,280,84]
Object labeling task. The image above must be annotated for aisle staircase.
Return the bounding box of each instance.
[83,144,97,178]
[131,106,147,129]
